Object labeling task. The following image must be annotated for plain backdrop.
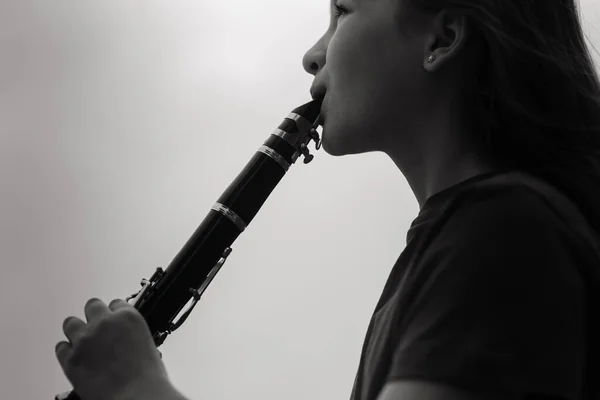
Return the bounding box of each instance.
[1,1,599,400]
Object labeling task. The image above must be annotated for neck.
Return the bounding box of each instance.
[405,149,503,209]
[385,104,503,209]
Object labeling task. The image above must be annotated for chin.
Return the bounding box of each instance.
[319,126,371,157]
[321,138,346,156]
[320,132,350,156]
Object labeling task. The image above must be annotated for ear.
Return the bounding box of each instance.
[423,10,470,72]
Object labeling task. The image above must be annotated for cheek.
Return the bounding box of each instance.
[324,33,351,83]
[328,22,404,95]
[323,94,382,149]
[326,19,375,77]
[322,21,414,135]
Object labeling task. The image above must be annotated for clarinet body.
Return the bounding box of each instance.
[55,98,323,400]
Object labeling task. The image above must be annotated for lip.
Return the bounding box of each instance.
[316,114,324,126]
[317,98,326,126]
[310,85,327,102]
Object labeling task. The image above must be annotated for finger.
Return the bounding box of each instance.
[62,316,86,343]
[55,340,73,369]
[108,298,134,312]
[109,298,151,338]
[84,297,109,322]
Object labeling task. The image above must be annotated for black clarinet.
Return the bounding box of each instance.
[55,98,323,400]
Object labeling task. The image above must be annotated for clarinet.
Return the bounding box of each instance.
[55,98,323,400]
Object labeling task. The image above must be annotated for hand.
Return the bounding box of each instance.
[55,298,171,400]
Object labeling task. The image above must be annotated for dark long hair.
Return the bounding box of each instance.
[408,0,600,236]
[405,0,600,397]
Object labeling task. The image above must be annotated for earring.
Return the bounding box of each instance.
[427,54,436,63]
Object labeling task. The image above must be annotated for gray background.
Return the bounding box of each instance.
[1,1,599,400]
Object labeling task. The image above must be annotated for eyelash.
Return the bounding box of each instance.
[333,2,348,18]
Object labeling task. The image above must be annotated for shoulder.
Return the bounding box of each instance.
[428,182,585,294]
[437,181,580,255]
[449,181,561,230]
[405,180,587,363]
[380,183,586,400]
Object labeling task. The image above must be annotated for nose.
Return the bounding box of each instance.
[302,36,327,76]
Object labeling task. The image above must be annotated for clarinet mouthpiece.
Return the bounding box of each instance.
[292,98,323,125]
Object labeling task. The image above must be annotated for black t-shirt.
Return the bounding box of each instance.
[349,169,600,400]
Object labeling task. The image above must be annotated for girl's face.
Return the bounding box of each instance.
[302,1,502,207]
[302,0,433,157]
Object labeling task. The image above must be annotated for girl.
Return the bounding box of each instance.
[302,1,600,398]
[57,1,600,400]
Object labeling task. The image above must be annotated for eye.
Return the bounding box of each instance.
[333,2,349,19]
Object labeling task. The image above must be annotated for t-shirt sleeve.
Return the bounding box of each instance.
[386,190,587,400]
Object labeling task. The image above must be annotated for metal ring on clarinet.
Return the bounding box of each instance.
[211,203,247,232]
